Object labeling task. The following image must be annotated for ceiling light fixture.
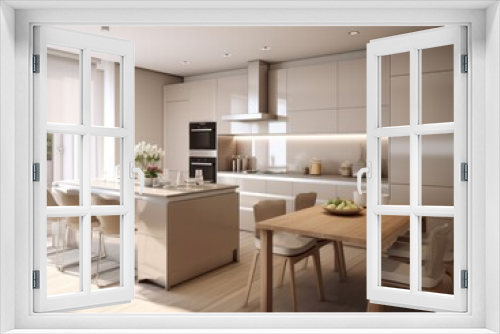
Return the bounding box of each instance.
[101,26,110,32]
[181,60,190,65]
[348,31,360,36]
[222,53,232,58]
[261,46,272,51]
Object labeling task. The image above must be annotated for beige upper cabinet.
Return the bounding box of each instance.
[287,63,336,112]
[286,63,337,133]
[338,57,367,109]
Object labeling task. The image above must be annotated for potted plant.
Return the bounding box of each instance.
[134,141,165,186]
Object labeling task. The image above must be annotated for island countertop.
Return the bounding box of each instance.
[54,180,238,199]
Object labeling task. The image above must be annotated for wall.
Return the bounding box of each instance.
[0,2,15,333]
[135,68,182,151]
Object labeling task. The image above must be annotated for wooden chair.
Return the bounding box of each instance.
[367,223,452,312]
[51,188,101,271]
[293,192,346,281]
[92,195,121,288]
[243,199,324,312]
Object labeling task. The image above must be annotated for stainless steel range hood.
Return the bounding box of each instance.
[221,60,277,121]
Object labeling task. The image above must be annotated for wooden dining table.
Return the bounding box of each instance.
[256,205,410,312]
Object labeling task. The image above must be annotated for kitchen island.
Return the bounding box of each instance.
[53,181,240,290]
[135,183,239,290]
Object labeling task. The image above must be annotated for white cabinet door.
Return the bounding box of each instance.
[164,100,190,171]
[216,75,251,135]
[366,26,467,312]
[189,79,217,122]
[34,26,136,312]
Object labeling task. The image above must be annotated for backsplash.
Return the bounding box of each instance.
[218,135,388,176]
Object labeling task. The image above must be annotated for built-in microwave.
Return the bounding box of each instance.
[189,122,216,151]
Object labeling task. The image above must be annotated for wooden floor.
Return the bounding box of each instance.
[45,231,409,313]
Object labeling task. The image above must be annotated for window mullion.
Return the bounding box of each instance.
[81,47,92,294]
[409,47,420,294]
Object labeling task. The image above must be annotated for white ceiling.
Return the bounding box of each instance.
[67,26,432,77]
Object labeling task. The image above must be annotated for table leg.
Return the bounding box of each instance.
[260,229,273,312]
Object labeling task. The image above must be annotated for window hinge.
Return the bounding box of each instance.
[33,54,40,73]
[461,270,468,289]
[33,163,40,182]
[33,270,40,289]
[461,54,468,73]
[461,162,468,182]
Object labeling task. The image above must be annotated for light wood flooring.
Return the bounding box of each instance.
[44,231,412,313]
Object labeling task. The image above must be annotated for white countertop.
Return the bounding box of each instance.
[217,171,386,186]
[54,180,238,199]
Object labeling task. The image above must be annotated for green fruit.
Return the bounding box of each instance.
[336,203,345,210]
[346,200,353,205]
[327,200,333,205]
[327,204,336,210]
[333,199,342,205]
[343,206,351,210]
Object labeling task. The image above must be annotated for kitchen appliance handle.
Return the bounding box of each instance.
[191,162,213,166]
[129,161,145,194]
[190,128,213,132]
[356,162,371,195]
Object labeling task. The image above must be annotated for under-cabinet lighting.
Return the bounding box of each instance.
[222,53,232,58]
[349,31,360,36]
[231,133,367,141]
[261,46,272,51]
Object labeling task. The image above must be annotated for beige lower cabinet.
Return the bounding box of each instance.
[136,188,239,290]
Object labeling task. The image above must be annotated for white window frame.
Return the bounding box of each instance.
[33,25,136,312]
[1,2,498,333]
[366,26,467,312]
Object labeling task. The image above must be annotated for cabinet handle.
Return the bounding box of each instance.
[190,129,213,132]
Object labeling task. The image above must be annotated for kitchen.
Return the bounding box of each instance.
[43,25,455,313]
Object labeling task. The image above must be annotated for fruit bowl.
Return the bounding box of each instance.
[323,197,362,216]
[323,206,362,216]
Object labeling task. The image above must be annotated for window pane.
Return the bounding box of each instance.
[46,216,82,296]
[47,45,81,124]
[419,216,454,295]
[90,215,121,290]
[421,133,454,206]
[383,136,410,205]
[47,133,81,206]
[91,51,121,128]
[381,215,411,290]
[91,136,121,205]
[421,45,454,124]
[381,52,410,127]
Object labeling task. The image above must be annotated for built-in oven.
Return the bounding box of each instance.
[189,122,216,151]
[189,157,217,183]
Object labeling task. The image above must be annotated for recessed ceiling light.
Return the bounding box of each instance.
[181,60,190,65]
[222,53,232,58]
[348,31,360,36]
[261,46,272,51]
[101,26,110,32]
